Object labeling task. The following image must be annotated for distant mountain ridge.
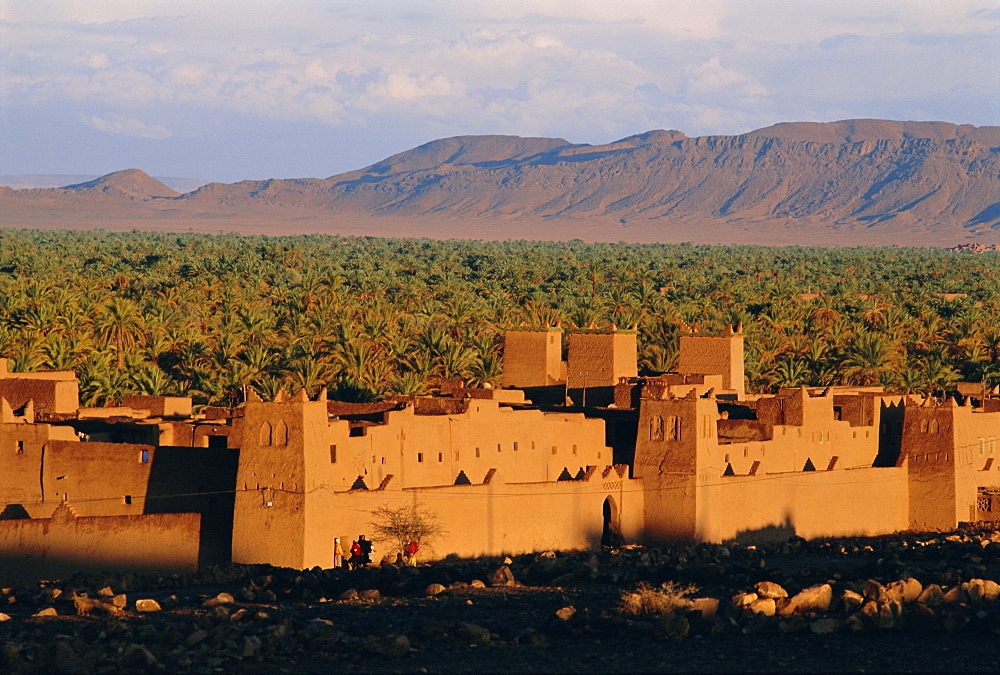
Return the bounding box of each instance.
[2,119,998,247]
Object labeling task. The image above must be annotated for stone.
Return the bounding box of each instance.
[110,593,128,608]
[74,596,123,616]
[184,629,208,647]
[119,644,158,668]
[731,591,758,608]
[845,614,867,632]
[241,636,262,658]
[889,578,922,604]
[425,583,447,597]
[457,622,491,645]
[135,598,162,612]
[754,581,788,599]
[747,598,776,617]
[491,565,516,587]
[842,589,865,608]
[339,589,359,601]
[877,603,895,629]
[469,579,486,589]
[655,612,689,640]
[33,607,58,617]
[779,584,832,616]
[862,580,888,603]
[942,586,967,604]
[690,597,720,620]
[359,589,382,602]
[917,584,945,607]
[810,618,842,634]
[97,586,115,597]
[378,634,411,658]
[203,592,235,607]
[0,613,8,621]
[778,616,807,634]
[555,606,576,621]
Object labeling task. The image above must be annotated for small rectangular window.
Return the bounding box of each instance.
[475,447,480,458]
[572,444,577,455]
[330,445,338,463]
[438,452,443,462]
[381,457,386,464]
[513,442,519,451]
[140,449,149,463]
[124,495,132,505]
[497,443,502,452]
[417,452,424,462]
[15,441,24,454]
[551,445,557,455]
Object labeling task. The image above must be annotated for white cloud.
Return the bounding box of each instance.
[86,115,172,139]
[1,0,997,178]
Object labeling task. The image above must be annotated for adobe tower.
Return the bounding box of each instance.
[677,326,745,399]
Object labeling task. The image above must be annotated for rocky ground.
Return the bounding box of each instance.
[4,528,1000,672]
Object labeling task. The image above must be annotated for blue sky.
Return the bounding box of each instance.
[2,0,997,182]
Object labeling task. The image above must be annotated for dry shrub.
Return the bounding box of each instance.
[619,581,699,616]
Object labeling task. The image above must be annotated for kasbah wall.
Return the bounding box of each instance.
[1,322,999,582]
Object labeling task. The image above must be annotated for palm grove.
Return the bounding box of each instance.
[0,229,996,407]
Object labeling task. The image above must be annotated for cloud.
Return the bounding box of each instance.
[2,0,997,179]
[86,115,172,139]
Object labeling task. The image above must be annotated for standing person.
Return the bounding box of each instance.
[333,537,344,570]
[405,540,419,567]
[358,534,373,566]
[349,540,361,570]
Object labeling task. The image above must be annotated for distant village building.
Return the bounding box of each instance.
[1,326,1000,583]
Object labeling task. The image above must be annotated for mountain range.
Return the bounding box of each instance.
[2,119,998,247]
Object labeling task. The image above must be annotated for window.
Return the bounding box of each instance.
[650,415,664,441]
[15,441,23,454]
[497,443,501,452]
[552,445,558,455]
[417,452,424,462]
[513,442,519,451]
[124,495,132,505]
[572,444,577,455]
[438,452,443,462]
[475,447,480,458]
[140,449,149,463]
[381,457,386,465]
[980,439,985,455]
[330,445,337,463]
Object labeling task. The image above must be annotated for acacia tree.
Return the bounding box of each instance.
[368,503,445,560]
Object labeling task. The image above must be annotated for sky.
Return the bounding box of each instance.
[1,0,998,183]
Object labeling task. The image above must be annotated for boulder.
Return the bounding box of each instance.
[358,589,382,602]
[747,598,776,617]
[339,589,359,601]
[841,589,865,609]
[425,583,447,597]
[135,598,161,613]
[202,592,235,607]
[917,584,945,607]
[754,581,788,599]
[33,607,58,617]
[491,565,516,587]
[779,584,832,616]
[731,591,758,608]
[469,579,486,589]
[457,622,491,645]
[690,597,720,620]
[810,618,842,634]
[555,606,576,621]
[888,578,922,604]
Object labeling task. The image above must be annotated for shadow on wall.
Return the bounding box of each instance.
[0,504,31,520]
[143,446,240,568]
[725,516,797,546]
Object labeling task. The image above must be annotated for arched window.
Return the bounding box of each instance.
[259,422,273,446]
[274,420,289,446]
[650,415,664,441]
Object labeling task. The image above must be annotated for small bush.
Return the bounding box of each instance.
[619,581,699,616]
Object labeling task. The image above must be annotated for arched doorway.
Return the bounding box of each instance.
[601,495,624,547]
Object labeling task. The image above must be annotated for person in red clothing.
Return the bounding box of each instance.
[404,540,419,567]
[349,540,362,570]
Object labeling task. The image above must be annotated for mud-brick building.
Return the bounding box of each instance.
[228,391,642,569]
[6,323,1000,582]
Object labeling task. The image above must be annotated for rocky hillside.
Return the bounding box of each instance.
[2,120,998,246]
